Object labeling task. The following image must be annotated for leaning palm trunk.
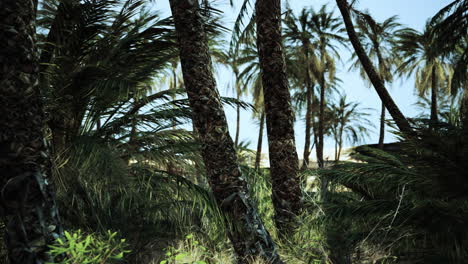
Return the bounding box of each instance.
[0,1,63,263]
[336,0,413,135]
[255,0,303,233]
[168,1,282,263]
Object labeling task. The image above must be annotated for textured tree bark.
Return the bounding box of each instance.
[336,0,413,135]
[168,1,283,263]
[430,65,439,125]
[0,0,64,263]
[378,101,385,149]
[254,112,266,171]
[255,0,303,233]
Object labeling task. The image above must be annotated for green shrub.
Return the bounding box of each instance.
[47,230,130,264]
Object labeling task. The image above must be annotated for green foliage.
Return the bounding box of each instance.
[47,230,130,264]
[159,234,213,264]
[319,120,468,263]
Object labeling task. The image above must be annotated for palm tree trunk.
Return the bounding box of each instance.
[0,1,64,263]
[302,84,313,170]
[302,40,313,170]
[317,74,329,201]
[461,89,468,170]
[334,135,339,161]
[255,111,266,170]
[172,65,178,129]
[169,1,282,262]
[378,101,385,149]
[235,93,241,147]
[431,65,439,125]
[338,125,344,161]
[336,0,413,135]
[256,0,303,233]
[317,75,326,169]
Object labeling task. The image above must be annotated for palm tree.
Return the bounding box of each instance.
[0,0,64,263]
[330,94,372,161]
[168,1,283,263]
[218,49,247,148]
[236,42,266,170]
[306,5,346,169]
[350,14,403,149]
[395,23,452,126]
[335,0,413,135]
[430,0,467,91]
[284,8,319,170]
[255,0,303,233]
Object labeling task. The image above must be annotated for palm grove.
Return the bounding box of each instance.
[0,0,466,263]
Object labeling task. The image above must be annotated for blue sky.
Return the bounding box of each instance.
[152,0,452,161]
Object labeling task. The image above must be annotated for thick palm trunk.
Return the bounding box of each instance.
[0,1,63,263]
[255,0,303,233]
[169,1,282,262]
[378,101,385,149]
[431,65,439,124]
[336,0,413,135]
[255,112,266,170]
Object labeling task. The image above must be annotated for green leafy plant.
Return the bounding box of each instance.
[159,234,209,264]
[47,230,130,264]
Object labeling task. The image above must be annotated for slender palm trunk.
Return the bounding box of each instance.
[317,74,326,169]
[375,48,387,149]
[462,89,468,170]
[172,66,178,129]
[431,65,439,125]
[337,124,344,161]
[317,68,328,201]
[302,84,313,170]
[334,134,339,161]
[336,0,413,135]
[169,1,282,262]
[235,92,241,147]
[302,41,313,170]
[0,1,63,263]
[255,112,266,170]
[256,0,303,233]
[378,101,385,149]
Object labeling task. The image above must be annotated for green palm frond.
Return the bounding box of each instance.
[319,121,468,263]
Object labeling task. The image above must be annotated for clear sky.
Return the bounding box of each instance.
[151,0,453,161]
